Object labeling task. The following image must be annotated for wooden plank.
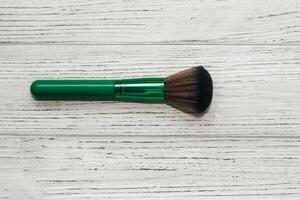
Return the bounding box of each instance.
[0,135,299,199]
[0,44,299,137]
[1,1,299,199]
[0,0,299,44]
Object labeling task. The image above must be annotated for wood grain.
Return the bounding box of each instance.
[0,0,300,199]
[0,0,300,44]
[0,136,299,200]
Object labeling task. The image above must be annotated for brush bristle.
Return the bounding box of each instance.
[164,66,213,113]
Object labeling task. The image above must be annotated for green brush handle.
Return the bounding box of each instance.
[30,78,165,101]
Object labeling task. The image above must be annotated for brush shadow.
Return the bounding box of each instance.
[189,106,211,117]
[31,99,211,117]
[166,102,212,117]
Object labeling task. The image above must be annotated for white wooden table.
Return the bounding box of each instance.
[0,0,299,199]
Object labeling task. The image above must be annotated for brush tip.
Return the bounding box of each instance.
[165,66,213,114]
[194,66,213,112]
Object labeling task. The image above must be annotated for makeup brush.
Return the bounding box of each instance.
[30,66,213,113]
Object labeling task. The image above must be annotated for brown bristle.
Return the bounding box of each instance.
[164,66,213,114]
